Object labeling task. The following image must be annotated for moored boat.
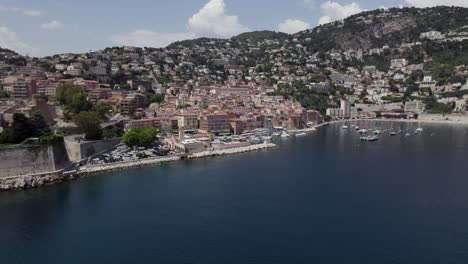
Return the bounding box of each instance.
[360,135,379,141]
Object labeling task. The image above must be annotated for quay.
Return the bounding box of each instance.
[78,143,276,176]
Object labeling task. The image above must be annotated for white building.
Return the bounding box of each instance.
[391,59,408,69]
[326,108,344,119]
[420,31,444,40]
[405,100,425,114]
[340,99,351,119]
[419,76,436,89]
[12,79,29,99]
[462,78,468,91]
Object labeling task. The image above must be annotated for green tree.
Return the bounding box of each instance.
[122,129,140,147]
[70,92,93,114]
[56,84,81,106]
[122,127,158,147]
[11,113,33,143]
[30,111,51,137]
[0,90,9,98]
[95,101,113,120]
[74,111,103,140]
[55,84,92,115]
[103,125,123,139]
[151,93,165,104]
[0,113,32,144]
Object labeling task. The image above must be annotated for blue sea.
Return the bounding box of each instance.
[2,121,468,264]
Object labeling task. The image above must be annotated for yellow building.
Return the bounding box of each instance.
[177,114,199,131]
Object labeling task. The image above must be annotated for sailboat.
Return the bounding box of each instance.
[415,122,423,134]
[389,122,396,136]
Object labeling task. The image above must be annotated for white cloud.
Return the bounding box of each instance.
[188,0,249,38]
[318,1,363,25]
[22,10,41,16]
[111,30,195,47]
[0,26,33,55]
[278,19,310,34]
[111,0,249,48]
[0,5,41,16]
[41,20,64,30]
[404,0,468,8]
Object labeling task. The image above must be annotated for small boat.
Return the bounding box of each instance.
[342,125,349,129]
[355,126,360,131]
[272,132,281,137]
[415,128,423,133]
[405,133,411,137]
[390,132,397,136]
[296,132,307,137]
[360,136,379,141]
[281,132,291,138]
[358,129,368,134]
[373,130,382,135]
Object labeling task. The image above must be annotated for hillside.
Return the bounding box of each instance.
[294,6,468,52]
[232,30,289,42]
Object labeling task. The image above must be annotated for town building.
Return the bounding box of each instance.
[340,99,351,119]
[177,114,199,131]
[326,108,344,119]
[405,100,425,114]
[199,112,230,134]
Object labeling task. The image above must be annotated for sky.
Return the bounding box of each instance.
[0,0,467,57]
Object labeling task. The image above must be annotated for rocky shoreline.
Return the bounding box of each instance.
[0,170,73,191]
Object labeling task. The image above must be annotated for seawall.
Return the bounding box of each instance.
[0,142,73,191]
[0,143,70,179]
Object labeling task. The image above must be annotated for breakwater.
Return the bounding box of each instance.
[79,143,276,175]
[188,142,276,158]
[79,156,181,175]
